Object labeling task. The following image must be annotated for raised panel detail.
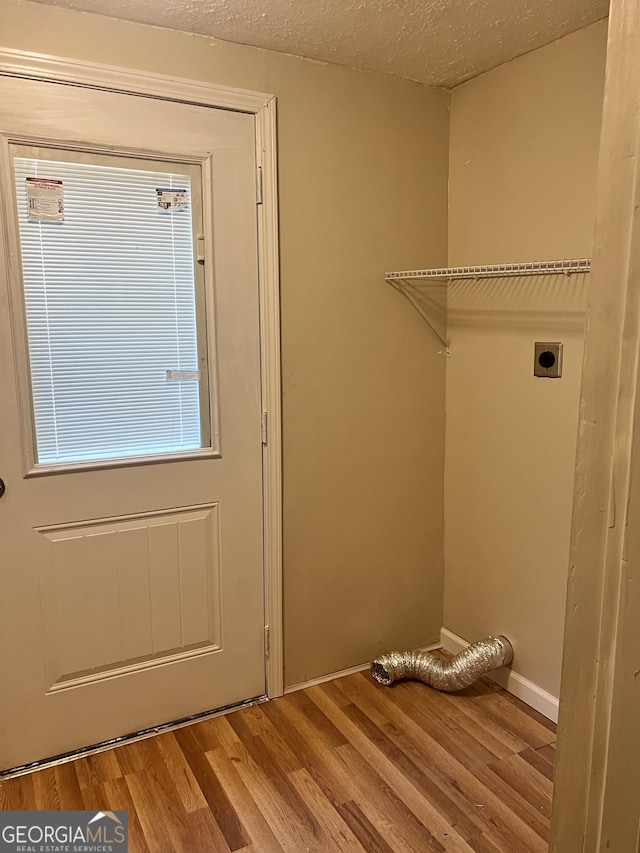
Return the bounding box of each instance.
[37,505,221,691]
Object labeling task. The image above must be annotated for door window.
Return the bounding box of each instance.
[12,147,211,468]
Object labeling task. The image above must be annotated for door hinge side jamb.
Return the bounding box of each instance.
[256,166,263,205]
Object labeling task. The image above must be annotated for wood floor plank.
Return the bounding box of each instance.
[221,737,326,852]
[127,759,227,853]
[0,668,556,853]
[484,752,554,820]
[263,693,447,853]
[536,743,557,765]
[0,773,36,809]
[307,686,476,853]
[54,761,85,810]
[154,731,209,813]
[172,722,209,756]
[206,746,284,853]
[508,751,554,798]
[75,749,123,789]
[196,714,243,751]
[281,689,349,748]
[224,728,328,848]
[520,746,555,782]
[270,686,461,853]
[227,713,304,783]
[266,685,478,853]
[424,687,533,755]
[319,681,551,853]
[178,745,249,851]
[365,677,505,769]
[183,717,224,753]
[367,719,505,848]
[79,779,107,812]
[233,705,304,776]
[186,807,237,853]
[336,740,467,853]
[330,676,545,850]
[101,776,152,853]
[323,676,391,728]
[32,767,61,810]
[494,685,557,734]
[261,693,364,807]
[338,704,488,846]
[125,769,191,853]
[400,673,540,755]
[338,695,544,853]
[261,692,351,782]
[474,761,550,842]
[228,705,263,738]
[287,768,366,852]
[348,672,517,761]
[130,743,216,853]
[459,682,556,749]
[392,681,517,767]
[335,801,398,853]
[114,736,163,776]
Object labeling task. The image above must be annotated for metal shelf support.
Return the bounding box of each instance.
[387,278,450,353]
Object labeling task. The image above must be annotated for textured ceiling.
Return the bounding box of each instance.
[29,0,609,87]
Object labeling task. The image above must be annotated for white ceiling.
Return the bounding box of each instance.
[30,0,609,88]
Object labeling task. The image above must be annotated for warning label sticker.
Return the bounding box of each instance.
[156,188,188,212]
[26,178,64,223]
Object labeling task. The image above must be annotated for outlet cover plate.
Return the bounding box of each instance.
[534,342,563,378]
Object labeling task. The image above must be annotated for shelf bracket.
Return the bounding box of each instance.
[387,277,451,355]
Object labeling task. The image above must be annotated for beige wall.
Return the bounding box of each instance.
[2,0,450,686]
[445,21,607,696]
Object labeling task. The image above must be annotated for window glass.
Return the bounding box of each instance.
[12,151,210,466]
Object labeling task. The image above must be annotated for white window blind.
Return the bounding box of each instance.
[13,155,209,466]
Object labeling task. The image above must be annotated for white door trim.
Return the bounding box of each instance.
[0,48,284,699]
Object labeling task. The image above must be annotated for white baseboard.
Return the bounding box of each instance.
[440,628,559,723]
[284,642,443,695]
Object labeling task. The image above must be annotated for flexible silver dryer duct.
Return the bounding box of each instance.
[371,635,514,692]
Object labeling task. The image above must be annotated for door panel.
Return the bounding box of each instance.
[38,505,221,690]
[0,76,265,770]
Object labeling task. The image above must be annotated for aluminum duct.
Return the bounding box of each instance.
[371,635,514,692]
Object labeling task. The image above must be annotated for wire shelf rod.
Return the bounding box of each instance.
[385,258,591,282]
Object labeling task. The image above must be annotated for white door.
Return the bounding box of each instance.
[0,74,266,771]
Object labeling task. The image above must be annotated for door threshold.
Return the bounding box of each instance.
[0,694,267,781]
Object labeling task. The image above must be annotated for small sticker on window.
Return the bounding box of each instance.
[166,369,201,381]
[26,178,64,222]
[156,188,188,212]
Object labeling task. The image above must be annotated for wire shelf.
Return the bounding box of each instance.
[385,258,592,354]
[385,258,591,282]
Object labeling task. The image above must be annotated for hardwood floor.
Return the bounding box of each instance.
[0,670,556,852]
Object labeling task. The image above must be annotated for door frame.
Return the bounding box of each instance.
[550,1,640,849]
[0,48,284,699]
